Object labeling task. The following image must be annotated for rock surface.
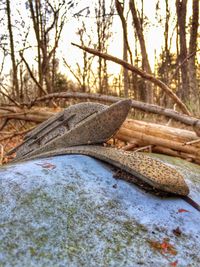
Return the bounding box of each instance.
[0,154,200,266]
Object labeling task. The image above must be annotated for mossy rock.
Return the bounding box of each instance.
[0,154,200,266]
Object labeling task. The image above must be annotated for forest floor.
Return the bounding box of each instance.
[0,103,199,166]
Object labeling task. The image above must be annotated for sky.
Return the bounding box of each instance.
[1,0,196,82]
[57,0,193,78]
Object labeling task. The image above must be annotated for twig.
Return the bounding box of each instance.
[169,49,200,83]
[0,144,4,165]
[19,52,48,95]
[0,128,34,142]
[0,119,8,131]
[0,131,14,135]
[0,85,21,107]
[134,145,153,153]
[184,139,200,146]
[63,58,82,86]
[122,143,137,151]
[20,53,58,108]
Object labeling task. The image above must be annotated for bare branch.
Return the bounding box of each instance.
[71,43,191,115]
[0,84,21,107]
[63,58,82,86]
[169,49,200,83]
[27,91,200,131]
[115,0,133,64]
[19,52,48,95]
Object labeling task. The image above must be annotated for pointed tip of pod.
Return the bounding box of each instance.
[167,178,190,196]
[113,99,132,110]
[106,99,132,121]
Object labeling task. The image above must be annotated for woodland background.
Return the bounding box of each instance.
[0,0,199,164]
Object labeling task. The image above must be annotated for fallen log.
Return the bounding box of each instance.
[115,118,200,164]
[153,146,200,162]
[1,105,200,164]
[0,110,53,122]
[122,119,200,147]
[30,92,200,136]
[116,132,200,164]
[117,127,200,156]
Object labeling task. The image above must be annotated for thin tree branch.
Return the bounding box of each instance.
[115,0,133,64]
[71,42,191,115]
[0,119,8,131]
[63,58,82,86]
[0,85,20,107]
[0,128,34,142]
[169,49,200,83]
[19,52,48,95]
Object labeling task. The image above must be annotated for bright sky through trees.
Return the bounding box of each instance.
[1,0,195,79]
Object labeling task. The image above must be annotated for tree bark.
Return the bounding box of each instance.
[176,0,189,102]
[115,119,200,164]
[6,0,20,100]
[122,119,200,145]
[115,0,128,97]
[188,0,199,112]
[129,0,153,103]
[115,0,134,97]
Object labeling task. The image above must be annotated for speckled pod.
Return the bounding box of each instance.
[22,145,189,196]
[13,100,132,161]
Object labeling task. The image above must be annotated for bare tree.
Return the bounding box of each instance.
[156,0,173,107]
[95,0,114,94]
[176,0,189,102]
[163,0,171,85]
[6,0,20,100]
[129,0,153,103]
[115,0,133,97]
[28,0,67,95]
[188,0,199,111]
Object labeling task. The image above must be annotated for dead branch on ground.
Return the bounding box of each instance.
[26,91,200,135]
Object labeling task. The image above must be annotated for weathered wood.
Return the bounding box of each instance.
[29,91,200,135]
[116,127,200,156]
[116,131,200,164]
[122,119,200,146]
[0,111,50,122]
[116,119,200,162]
[153,146,200,161]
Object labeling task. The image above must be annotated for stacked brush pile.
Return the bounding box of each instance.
[116,119,200,165]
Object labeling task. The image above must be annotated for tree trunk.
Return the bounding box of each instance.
[129,0,153,103]
[188,0,199,112]
[28,0,66,96]
[115,0,133,97]
[28,0,43,95]
[123,35,129,98]
[6,0,20,101]
[176,0,189,102]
